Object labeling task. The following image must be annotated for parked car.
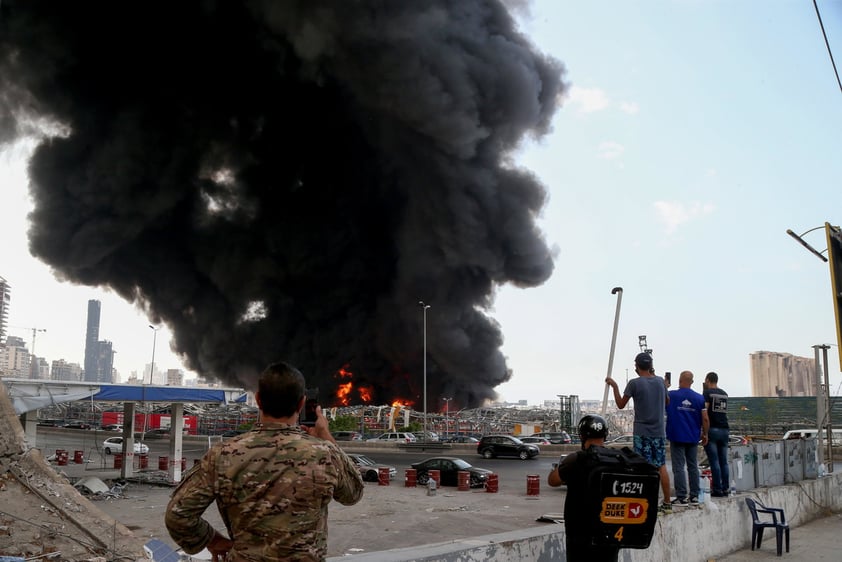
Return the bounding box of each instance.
[64,421,93,430]
[476,435,539,460]
[102,424,124,432]
[36,419,66,427]
[411,457,492,488]
[367,432,417,443]
[415,430,440,442]
[519,436,551,445]
[144,428,173,439]
[531,431,572,444]
[332,431,363,441]
[347,453,397,482]
[102,437,148,455]
[442,435,479,444]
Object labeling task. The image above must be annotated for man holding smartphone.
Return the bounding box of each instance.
[166,361,364,561]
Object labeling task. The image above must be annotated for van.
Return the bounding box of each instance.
[782,428,842,446]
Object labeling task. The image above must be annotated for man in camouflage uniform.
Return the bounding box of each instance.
[165,361,364,561]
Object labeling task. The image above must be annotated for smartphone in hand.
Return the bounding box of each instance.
[299,388,319,427]
[664,372,671,385]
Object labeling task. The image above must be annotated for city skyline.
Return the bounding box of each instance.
[2,1,841,405]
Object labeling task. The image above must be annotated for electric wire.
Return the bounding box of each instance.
[813,0,842,94]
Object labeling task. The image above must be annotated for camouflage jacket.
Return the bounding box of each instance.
[165,422,364,561]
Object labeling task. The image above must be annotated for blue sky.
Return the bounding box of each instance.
[2,0,841,402]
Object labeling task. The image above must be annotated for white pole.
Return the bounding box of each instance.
[601,287,623,416]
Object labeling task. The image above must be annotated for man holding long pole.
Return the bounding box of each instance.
[605,352,672,514]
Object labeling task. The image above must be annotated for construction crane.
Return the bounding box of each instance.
[9,325,47,356]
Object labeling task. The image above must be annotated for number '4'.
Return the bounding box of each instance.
[614,526,624,542]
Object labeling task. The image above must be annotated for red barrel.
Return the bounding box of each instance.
[55,450,68,466]
[138,454,148,469]
[113,453,123,469]
[486,473,499,493]
[457,471,470,491]
[158,456,169,470]
[405,468,417,488]
[73,450,84,464]
[181,457,187,471]
[429,469,441,486]
[526,474,540,496]
[378,467,390,486]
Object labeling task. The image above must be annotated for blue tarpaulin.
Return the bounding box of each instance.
[92,385,247,403]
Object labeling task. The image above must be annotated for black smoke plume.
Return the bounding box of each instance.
[0,1,565,407]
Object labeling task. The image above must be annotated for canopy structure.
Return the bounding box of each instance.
[0,378,247,414]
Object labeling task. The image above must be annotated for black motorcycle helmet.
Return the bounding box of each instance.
[577,414,608,448]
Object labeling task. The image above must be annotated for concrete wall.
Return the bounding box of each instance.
[329,471,842,562]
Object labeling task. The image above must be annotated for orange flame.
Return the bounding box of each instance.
[336,382,353,406]
[358,385,373,402]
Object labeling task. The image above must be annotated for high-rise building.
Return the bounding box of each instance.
[0,276,9,345]
[51,359,83,382]
[83,300,101,382]
[166,368,184,386]
[750,351,816,397]
[3,335,30,377]
[82,300,115,383]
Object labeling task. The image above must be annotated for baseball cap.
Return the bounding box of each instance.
[634,352,653,369]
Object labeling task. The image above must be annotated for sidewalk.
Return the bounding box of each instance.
[716,511,842,561]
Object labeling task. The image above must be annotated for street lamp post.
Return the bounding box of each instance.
[419,301,430,442]
[442,397,452,437]
[148,325,160,384]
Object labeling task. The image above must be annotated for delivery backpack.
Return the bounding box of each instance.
[582,445,660,549]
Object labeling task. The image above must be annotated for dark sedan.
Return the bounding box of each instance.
[442,435,479,444]
[410,457,492,488]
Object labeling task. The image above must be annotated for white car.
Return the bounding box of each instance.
[367,432,417,443]
[103,436,149,455]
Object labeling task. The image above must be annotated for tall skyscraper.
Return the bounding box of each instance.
[83,299,101,381]
[0,276,10,344]
[82,300,115,382]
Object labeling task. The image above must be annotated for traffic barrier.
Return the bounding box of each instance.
[457,470,470,491]
[378,467,390,486]
[138,454,148,469]
[55,450,68,466]
[526,474,540,496]
[429,469,441,486]
[405,468,417,487]
[486,473,499,493]
[158,456,169,470]
[73,450,84,464]
[114,453,123,469]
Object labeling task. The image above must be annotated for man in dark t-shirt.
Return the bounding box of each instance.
[703,371,730,497]
[548,415,620,562]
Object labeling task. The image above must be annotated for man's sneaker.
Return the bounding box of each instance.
[658,502,673,515]
[673,497,689,507]
[689,496,700,506]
